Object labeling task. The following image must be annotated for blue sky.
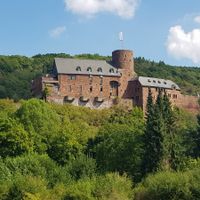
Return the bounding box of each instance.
[1,0,200,67]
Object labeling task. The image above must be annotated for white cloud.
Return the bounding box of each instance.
[166,25,200,64]
[64,0,140,19]
[49,26,66,38]
[194,15,200,24]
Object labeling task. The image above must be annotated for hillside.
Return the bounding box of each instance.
[135,57,200,95]
[0,98,200,199]
[0,53,200,100]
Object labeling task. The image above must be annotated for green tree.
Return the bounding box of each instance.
[65,154,97,181]
[0,116,33,158]
[134,169,200,200]
[143,89,165,174]
[47,117,90,165]
[143,90,183,173]
[162,92,181,170]
[64,173,133,200]
[192,114,200,158]
[3,154,71,187]
[15,99,61,153]
[94,114,144,181]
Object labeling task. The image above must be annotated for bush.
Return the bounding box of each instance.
[4,175,49,200]
[65,154,97,180]
[134,170,200,200]
[64,173,133,200]
[93,173,133,200]
[3,154,71,187]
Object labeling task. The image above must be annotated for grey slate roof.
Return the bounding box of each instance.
[54,58,121,77]
[135,76,180,90]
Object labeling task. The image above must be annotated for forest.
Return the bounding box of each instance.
[0,93,200,199]
[0,53,200,100]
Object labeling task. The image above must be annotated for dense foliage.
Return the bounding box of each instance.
[0,53,200,100]
[135,57,200,95]
[0,97,200,199]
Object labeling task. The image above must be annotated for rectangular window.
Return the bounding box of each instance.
[79,85,82,94]
[68,85,72,92]
[100,77,103,85]
[90,86,93,93]
[69,75,76,80]
[89,75,93,85]
[100,86,103,92]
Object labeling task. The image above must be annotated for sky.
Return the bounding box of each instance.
[1,0,200,67]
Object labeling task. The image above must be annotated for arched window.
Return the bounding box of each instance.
[109,68,114,73]
[171,84,176,90]
[87,67,92,72]
[97,67,103,73]
[76,66,81,71]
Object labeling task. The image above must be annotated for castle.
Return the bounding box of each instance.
[31,49,199,113]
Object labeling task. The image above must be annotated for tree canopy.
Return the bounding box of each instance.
[0,97,199,199]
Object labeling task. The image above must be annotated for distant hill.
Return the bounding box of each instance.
[0,53,199,100]
[135,57,200,95]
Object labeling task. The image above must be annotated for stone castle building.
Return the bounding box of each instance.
[31,49,199,113]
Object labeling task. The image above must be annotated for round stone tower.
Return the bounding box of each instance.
[112,49,134,76]
[111,49,135,99]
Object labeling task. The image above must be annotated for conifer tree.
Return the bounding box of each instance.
[143,90,181,172]
[142,89,180,174]
[143,89,165,174]
[142,89,154,175]
[162,92,177,169]
[193,114,200,157]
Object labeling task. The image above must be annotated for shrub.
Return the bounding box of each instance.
[64,173,133,200]
[134,170,200,200]
[4,154,71,187]
[65,154,97,180]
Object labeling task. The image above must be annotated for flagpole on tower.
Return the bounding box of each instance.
[119,32,124,49]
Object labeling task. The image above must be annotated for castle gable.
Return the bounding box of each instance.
[54,58,121,77]
[136,76,180,90]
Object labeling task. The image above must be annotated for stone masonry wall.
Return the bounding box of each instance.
[175,95,199,114]
[58,74,121,100]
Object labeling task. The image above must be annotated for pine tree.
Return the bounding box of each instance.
[162,92,176,169]
[143,89,165,175]
[143,90,187,173]
[193,114,200,157]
